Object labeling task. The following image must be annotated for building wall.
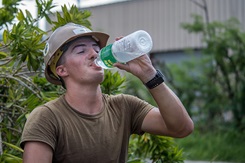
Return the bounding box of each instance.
[82,0,245,53]
[45,0,245,64]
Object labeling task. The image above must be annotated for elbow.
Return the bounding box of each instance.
[176,118,194,138]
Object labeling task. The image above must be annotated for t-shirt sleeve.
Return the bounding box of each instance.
[20,106,57,151]
[122,94,154,135]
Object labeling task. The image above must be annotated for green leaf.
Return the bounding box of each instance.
[45,14,52,24]
[17,10,25,21]
[1,153,22,163]
[3,142,24,153]
[0,51,7,58]
[3,30,9,44]
[25,10,33,21]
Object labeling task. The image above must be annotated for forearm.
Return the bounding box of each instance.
[148,82,194,137]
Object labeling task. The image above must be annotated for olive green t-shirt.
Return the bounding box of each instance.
[20,94,153,163]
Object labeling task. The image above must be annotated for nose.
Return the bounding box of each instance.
[88,47,99,60]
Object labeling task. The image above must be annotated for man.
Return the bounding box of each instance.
[21,23,194,163]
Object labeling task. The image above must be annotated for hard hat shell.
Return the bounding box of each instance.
[43,23,109,85]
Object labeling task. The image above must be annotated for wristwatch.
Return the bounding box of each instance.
[145,70,165,89]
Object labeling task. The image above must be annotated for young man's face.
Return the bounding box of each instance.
[57,37,105,85]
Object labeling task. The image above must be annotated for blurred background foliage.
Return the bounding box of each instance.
[122,13,245,162]
[124,55,245,162]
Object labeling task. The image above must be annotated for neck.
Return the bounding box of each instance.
[64,84,103,115]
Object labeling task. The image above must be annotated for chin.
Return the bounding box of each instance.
[95,73,104,82]
[97,69,104,76]
[100,76,105,83]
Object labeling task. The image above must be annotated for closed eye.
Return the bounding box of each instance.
[77,51,85,54]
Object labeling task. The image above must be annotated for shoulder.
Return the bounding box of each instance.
[28,97,61,116]
[26,96,65,125]
[43,95,64,110]
[103,93,152,111]
[21,98,63,150]
[27,105,52,119]
[103,93,140,103]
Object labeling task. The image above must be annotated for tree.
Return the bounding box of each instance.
[168,13,245,132]
[0,0,185,162]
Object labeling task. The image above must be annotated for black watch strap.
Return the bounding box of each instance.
[145,70,165,89]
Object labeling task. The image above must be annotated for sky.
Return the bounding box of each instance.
[0,0,126,30]
[0,0,129,27]
[0,0,126,10]
[19,0,114,13]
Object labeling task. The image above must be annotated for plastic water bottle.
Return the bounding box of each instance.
[94,30,153,69]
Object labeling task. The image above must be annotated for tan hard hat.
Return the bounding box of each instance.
[43,23,109,85]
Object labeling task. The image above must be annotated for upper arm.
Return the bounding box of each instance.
[23,141,53,163]
[141,107,169,136]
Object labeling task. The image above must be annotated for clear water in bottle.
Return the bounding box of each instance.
[112,30,152,63]
[94,30,153,69]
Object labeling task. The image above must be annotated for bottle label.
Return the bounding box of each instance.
[99,44,117,68]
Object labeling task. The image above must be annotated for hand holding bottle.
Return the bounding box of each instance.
[114,53,157,83]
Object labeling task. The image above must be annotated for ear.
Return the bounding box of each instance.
[56,65,68,77]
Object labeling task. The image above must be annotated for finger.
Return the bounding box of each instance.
[115,36,124,41]
[113,62,130,72]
